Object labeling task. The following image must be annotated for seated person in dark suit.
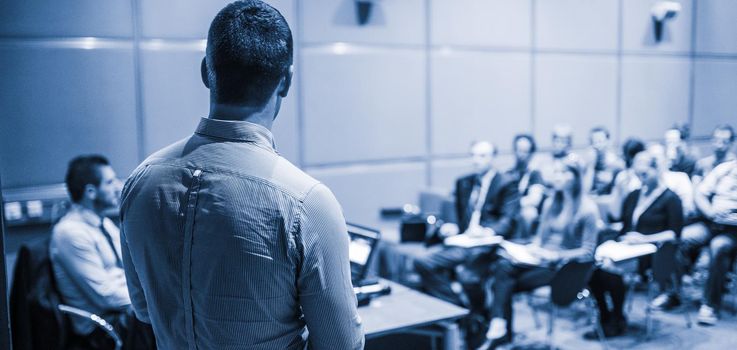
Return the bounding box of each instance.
[506,134,545,241]
[414,141,519,306]
[587,150,683,338]
[479,158,599,349]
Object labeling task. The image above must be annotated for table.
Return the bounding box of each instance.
[358,279,468,348]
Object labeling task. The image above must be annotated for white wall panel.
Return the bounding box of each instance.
[431,50,531,155]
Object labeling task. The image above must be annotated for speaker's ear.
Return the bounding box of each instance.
[201,57,210,89]
[277,65,293,98]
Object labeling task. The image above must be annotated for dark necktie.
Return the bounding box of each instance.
[99,221,123,268]
[467,175,482,222]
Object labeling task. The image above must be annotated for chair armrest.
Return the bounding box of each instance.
[58,304,122,350]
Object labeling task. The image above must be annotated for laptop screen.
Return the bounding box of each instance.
[347,223,381,282]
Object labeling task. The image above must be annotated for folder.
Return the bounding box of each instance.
[499,241,542,266]
[444,234,503,248]
[595,240,657,263]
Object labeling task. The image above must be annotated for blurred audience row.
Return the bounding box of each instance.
[412,123,736,349]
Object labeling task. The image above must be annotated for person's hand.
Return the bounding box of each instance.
[439,223,460,238]
[620,231,646,244]
[599,257,621,274]
[527,245,559,263]
[712,208,736,222]
[464,226,494,237]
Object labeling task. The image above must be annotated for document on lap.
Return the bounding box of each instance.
[594,240,657,263]
[444,234,503,248]
[499,241,542,266]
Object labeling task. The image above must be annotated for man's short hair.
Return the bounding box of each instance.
[590,126,610,139]
[513,134,537,154]
[668,123,690,140]
[205,0,293,105]
[552,125,573,140]
[622,138,645,168]
[65,155,110,203]
[714,124,735,142]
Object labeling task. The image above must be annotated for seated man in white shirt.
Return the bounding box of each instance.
[50,155,153,349]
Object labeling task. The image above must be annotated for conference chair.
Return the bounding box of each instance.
[524,260,608,350]
[643,242,692,339]
[10,237,122,350]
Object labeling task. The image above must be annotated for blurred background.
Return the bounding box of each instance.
[1,0,736,255]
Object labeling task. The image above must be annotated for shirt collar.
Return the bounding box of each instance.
[69,204,103,228]
[195,117,276,150]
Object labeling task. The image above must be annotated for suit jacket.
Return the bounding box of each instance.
[10,238,67,350]
[621,188,683,238]
[454,171,520,237]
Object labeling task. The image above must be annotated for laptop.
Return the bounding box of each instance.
[347,222,381,286]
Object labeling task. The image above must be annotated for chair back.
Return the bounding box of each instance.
[550,260,595,306]
[651,241,678,286]
[9,237,68,349]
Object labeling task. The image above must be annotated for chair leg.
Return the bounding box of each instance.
[645,278,655,340]
[527,294,542,329]
[547,305,556,350]
[674,273,693,328]
[586,297,610,350]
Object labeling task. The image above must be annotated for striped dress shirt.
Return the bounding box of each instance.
[120,117,364,350]
[50,205,131,335]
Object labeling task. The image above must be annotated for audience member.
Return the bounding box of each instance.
[665,125,698,178]
[538,125,575,187]
[584,126,624,196]
[479,157,599,349]
[694,156,737,325]
[587,150,683,338]
[608,139,646,221]
[119,1,364,349]
[693,124,736,184]
[415,141,519,306]
[507,134,545,240]
[50,155,154,349]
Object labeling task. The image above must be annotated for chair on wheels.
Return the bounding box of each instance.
[10,237,122,350]
[524,260,608,350]
[644,242,692,338]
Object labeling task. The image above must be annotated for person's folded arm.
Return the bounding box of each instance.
[297,184,364,350]
[53,226,131,311]
[695,165,722,219]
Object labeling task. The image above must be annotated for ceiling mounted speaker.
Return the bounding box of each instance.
[356,0,373,25]
[650,1,682,42]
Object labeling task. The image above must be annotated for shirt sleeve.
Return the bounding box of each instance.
[120,224,150,323]
[52,225,131,310]
[297,183,364,350]
[698,163,724,197]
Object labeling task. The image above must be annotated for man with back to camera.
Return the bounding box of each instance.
[50,155,155,349]
[414,141,519,306]
[118,1,364,349]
